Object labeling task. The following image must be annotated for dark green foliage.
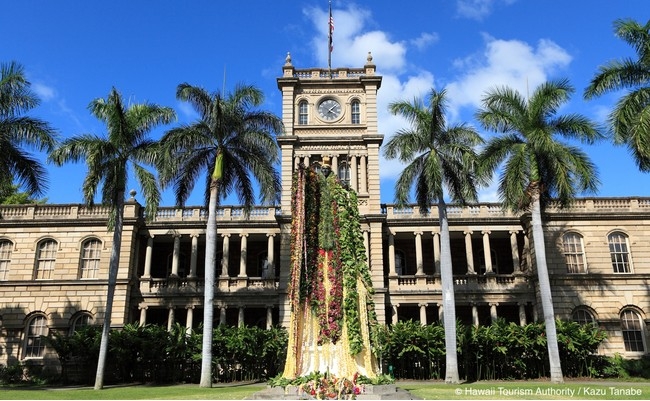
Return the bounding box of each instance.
[37,319,647,385]
[377,319,615,381]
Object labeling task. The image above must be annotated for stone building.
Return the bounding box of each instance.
[0,55,649,369]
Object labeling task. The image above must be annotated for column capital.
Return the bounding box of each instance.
[239,233,249,238]
[221,233,231,239]
[139,305,148,311]
[190,233,200,239]
[418,303,428,308]
[509,230,520,235]
[481,230,491,235]
[413,231,423,237]
[266,233,276,238]
[431,231,440,236]
[186,305,195,310]
[463,230,473,236]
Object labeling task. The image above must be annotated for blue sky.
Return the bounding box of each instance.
[2,1,648,206]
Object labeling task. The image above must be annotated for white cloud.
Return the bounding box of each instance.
[411,32,440,51]
[445,36,572,119]
[177,101,198,121]
[32,82,56,101]
[304,4,407,73]
[456,0,518,20]
[377,71,435,180]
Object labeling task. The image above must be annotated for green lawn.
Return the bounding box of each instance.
[1,380,649,400]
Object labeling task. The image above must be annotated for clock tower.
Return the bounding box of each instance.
[276,52,387,325]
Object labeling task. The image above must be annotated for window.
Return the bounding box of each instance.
[298,100,308,125]
[24,315,47,358]
[395,250,406,275]
[0,240,12,280]
[563,233,586,273]
[338,161,350,186]
[80,239,101,279]
[572,308,596,326]
[35,240,57,279]
[609,232,631,273]
[621,309,645,352]
[70,313,93,334]
[351,100,361,124]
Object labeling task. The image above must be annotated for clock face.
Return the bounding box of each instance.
[317,98,342,121]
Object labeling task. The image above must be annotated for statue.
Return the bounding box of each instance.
[282,157,379,379]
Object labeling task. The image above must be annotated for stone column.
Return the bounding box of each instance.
[350,155,358,192]
[238,307,245,328]
[332,155,339,176]
[419,303,427,326]
[359,155,367,194]
[432,232,441,275]
[139,306,147,326]
[519,303,527,326]
[221,234,230,277]
[171,234,181,276]
[465,231,475,274]
[265,234,275,278]
[472,304,479,327]
[438,303,443,322]
[363,230,370,268]
[388,232,396,275]
[303,155,310,166]
[415,231,424,276]
[186,306,194,334]
[239,234,248,278]
[189,234,198,277]
[510,231,521,272]
[167,307,175,331]
[294,156,300,170]
[490,303,498,324]
[391,304,399,325]
[219,306,227,325]
[266,306,273,330]
[482,230,493,274]
[143,236,153,277]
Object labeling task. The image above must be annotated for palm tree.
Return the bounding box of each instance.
[49,87,175,389]
[0,61,57,198]
[158,83,282,387]
[476,79,602,383]
[584,18,650,171]
[383,88,484,384]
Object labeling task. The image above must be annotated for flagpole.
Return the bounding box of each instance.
[328,0,333,77]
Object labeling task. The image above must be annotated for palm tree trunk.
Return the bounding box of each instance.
[199,181,219,387]
[530,190,564,383]
[94,194,125,390]
[438,199,459,383]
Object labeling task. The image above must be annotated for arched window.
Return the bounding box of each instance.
[0,239,12,281]
[608,232,631,273]
[351,100,361,124]
[298,100,308,125]
[70,312,93,334]
[572,307,596,326]
[80,238,101,279]
[35,239,57,279]
[562,232,586,273]
[24,314,47,358]
[620,309,646,352]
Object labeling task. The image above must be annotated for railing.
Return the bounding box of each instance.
[390,273,529,292]
[381,198,650,219]
[139,276,279,294]
[152,206,280,222]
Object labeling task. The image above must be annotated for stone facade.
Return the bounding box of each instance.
[0,57,649,370]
